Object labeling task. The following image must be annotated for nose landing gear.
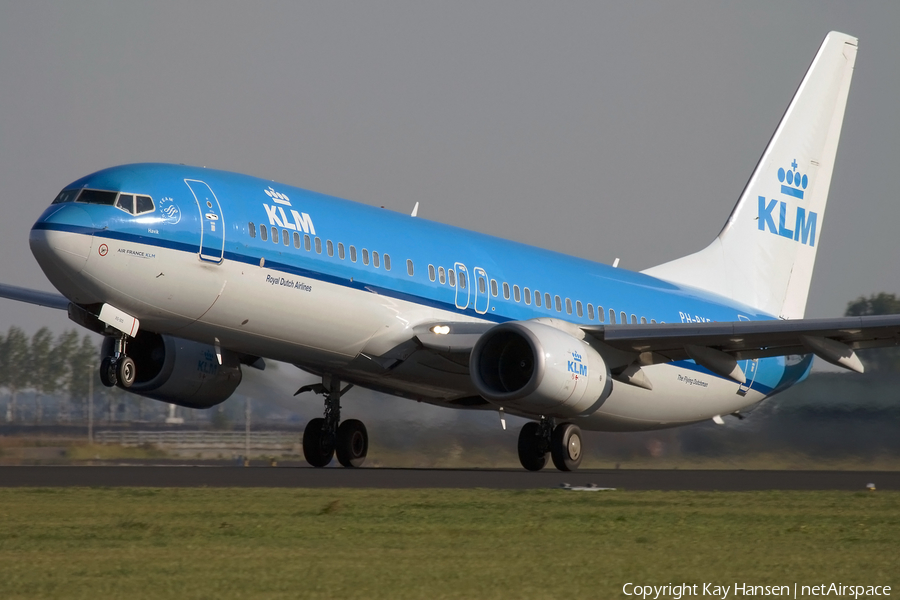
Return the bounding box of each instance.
[297,375,368,468]
[99,336,136,389]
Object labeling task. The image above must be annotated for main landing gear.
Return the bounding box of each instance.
[298,376,368,468]
[517,417,583,472]
[99,335,136,389]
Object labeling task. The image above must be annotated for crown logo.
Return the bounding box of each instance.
[777,159,808,199]
[264,186,291,206]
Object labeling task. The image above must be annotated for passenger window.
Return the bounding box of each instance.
[448,269,456,287]
[621,311,627,324]
[565,298,573,314]
[294,232,300,248]
[513,285,520,302]
[362,249,369,265]
[271,227,278,244]
[384,254,391,271]
[135,195,154,214]
[598,306,605,322]
[429,265,436,281]
[641,317,647,324]
[350,246,357,262]
[555,296,562,312]
[523,287,531,305]
[576,301,583,317]
[438,266,446,284]
[503,283,510,299]
[478,276,486,294]
[651,319,657,324]
[116,194,135,214]
[491,279,498,297]
[535,290,542,307]
[458,271,466,289]
[339,243,345,260]
[609,309,616,324]
[260,225,268,241]
[631,314,637,325]
[77,189,118,206]
[407,259,414,276]
[373,251,380,268]
[282,229,289,246]
[248,222,256,238]
[327,240,334,256]
[304,235,311,251]
[587,304,594,320]
[315,238,322,254]
[545,293,552,309]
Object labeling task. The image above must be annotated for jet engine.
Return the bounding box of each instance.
[469,320,611,418]
[101,331,242,409]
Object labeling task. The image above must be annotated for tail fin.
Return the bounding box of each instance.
[642,32,858,319]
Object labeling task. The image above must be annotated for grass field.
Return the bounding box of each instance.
[0,488,897,599]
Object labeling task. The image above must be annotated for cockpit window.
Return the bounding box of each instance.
[135,195,153,214]
[77,189,118,206]
[51,189,79,204]
[62,188,155,215]
[116,194,134,212]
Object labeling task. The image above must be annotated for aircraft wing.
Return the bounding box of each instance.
[582,314,900,377]
[407,315,900,387]
[0,283,68,310]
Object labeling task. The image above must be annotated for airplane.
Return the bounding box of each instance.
[3,31,898,471]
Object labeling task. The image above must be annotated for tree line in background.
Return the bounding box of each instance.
[0,326,102,423]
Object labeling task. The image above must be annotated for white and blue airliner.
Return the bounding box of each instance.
[4,32,897,470]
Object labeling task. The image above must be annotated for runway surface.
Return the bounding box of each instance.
[0,465,897,490]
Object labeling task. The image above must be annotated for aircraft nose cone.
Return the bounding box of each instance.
[30,204,95,298]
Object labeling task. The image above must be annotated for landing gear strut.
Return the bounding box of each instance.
[517,417,583,472]
[99,336,136,389]
[299,376,368,468]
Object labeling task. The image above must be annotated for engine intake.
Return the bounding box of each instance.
[102,332,242,408]
[470,320,611,418]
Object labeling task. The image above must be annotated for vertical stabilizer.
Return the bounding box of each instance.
[642,32,857,319]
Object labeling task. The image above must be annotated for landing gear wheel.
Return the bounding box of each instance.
[551,423,583,472]
[518,422,549,471]
[303,418,334,467]
[116,356,136,389]
[336,419,368,468]
[99,357,117,388]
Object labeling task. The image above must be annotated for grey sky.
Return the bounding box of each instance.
[1,2,898,336]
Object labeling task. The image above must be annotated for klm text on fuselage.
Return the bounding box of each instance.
[757,196,817,247]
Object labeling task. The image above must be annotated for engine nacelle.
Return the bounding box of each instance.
[102,332,242,409]
[470,320,612,418]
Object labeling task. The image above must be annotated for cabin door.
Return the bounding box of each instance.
[454,262,470,310]
[185,179,225,263]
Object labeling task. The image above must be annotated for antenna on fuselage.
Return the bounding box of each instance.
[411,202,419,217]
[612,258,620,268]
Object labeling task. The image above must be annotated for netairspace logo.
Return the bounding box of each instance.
[757,159,817,247]
[622,582,892,599]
